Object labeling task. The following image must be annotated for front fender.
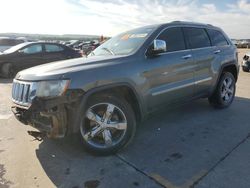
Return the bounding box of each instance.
[70,82,146,133]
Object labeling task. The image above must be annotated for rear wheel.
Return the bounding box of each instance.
[208,72,236,109]
[79,95,136,155]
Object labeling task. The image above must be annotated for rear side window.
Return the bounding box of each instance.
[45,44,64,52]
[183,27,211,49]
[157,27,186,52]
[207,29,229,46]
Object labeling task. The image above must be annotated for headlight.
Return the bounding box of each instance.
[36,80,70,97]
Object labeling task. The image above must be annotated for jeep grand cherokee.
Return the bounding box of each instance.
[11,21,239,155]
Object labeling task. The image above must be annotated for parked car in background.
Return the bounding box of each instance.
[81,41,100,55]
[66,40,81,48]
[237,40,250,48]
[11,21,239,155]
[242,52,250,72]
[0,42,82,78]
[0,37,25,52]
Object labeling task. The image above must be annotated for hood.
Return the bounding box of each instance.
[16,55,126,81]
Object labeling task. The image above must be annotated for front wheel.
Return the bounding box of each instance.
[79,95,136,155]
[208,72,236,109]
[1,63,16,78]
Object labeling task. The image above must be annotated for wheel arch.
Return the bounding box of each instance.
[220,63,238,82]
[210,62,238,97]
[71,83,145,133]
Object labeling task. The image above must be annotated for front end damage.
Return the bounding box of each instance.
[12,102,67,138]
[11,83,83,139]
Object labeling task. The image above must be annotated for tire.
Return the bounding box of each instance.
[1,63,16,78]
[208,72,236,109]
[79,94,136,155]
[242,66,249,72]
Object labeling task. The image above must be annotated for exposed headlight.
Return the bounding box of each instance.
[36,80,70,97]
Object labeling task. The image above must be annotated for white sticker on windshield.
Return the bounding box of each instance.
[129,33,148,38]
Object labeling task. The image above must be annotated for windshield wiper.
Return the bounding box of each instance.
[101,47,115,55]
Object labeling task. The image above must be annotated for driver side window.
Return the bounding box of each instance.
[21,44,42,54]
[157,27,186,52]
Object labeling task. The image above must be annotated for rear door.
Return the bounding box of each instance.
[43,44,66,63]
[183,27,216,96]
[206,29,234,89]
[144,27,196,111]
[206,29,231,61]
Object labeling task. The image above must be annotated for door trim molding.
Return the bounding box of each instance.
[152,82,194,96]
[152,77,212,96]
[195,77,212,84]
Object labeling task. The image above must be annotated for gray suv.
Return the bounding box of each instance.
[11,21,239,155]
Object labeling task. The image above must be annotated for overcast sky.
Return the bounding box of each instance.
[1,0,250,38]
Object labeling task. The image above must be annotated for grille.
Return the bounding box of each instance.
[12,80,36,107]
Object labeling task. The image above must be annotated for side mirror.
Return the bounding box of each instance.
[147,39,167,57]
[152,39,167,54]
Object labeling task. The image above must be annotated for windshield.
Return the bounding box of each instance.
[91,26,156,56]
[3,42,30,54]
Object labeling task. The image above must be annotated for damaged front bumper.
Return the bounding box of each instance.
[11,89,83,139]
[11,79,84,139]
[12,97,68,138]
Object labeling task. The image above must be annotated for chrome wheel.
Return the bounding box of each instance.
[80,103,127,149]
[221,77,235,102]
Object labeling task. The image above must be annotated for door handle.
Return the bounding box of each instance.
[182,54,192,59]
[214,50,221,54]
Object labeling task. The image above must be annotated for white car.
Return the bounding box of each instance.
[242,52,250,72]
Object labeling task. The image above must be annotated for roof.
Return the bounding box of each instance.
[137,21,220,33]
[167,21,219,29]
[171,21,213,26]
[20,41,65,46]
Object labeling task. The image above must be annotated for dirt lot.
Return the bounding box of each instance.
[0,49,250,188]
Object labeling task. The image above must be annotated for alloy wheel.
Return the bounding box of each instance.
[221,77,235,102]
[80,103,127,149]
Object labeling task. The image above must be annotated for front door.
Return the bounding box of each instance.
[144,27,196,111]
[17,44,44,71]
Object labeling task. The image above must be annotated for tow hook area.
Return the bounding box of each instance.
[27,131,46,141]
[11,106,29,125]
[12,103,68,139]
[40,104,67,138]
